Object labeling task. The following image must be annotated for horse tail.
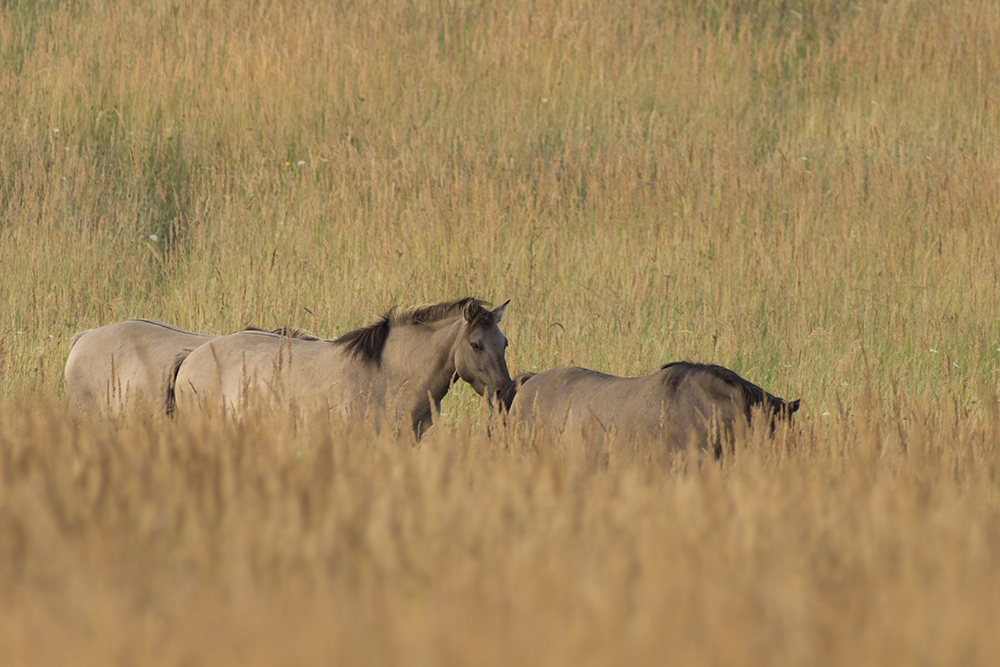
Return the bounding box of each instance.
[497,372,536,413]
[165,348,196,417]
[68,330,90,351]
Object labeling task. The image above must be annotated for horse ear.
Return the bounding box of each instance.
[491,300,510,324]
[463,299,480,324]
[787,399,801,414]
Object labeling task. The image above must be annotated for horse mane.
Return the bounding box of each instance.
[661,361,795,422]
[242,326,321,341]
[335,297,491,367]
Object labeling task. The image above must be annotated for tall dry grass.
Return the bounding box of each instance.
[2,397,999,666]
[2,0,999,664]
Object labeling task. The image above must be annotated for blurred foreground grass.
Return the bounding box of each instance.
[2,396,999,666]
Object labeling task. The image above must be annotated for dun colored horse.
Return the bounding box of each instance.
[172,298,511,436]
[505,362,800,454]
[64,319,218,417]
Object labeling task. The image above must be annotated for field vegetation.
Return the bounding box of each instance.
[1,0,999,664]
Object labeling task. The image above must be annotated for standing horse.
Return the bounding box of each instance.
[506,362,799,454]
[64,319,219,417]
[172,298,512,437]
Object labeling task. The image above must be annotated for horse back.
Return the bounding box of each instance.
[172,330,348,414]
[509,367,651,437]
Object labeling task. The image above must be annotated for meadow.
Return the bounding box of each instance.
[1,0,999,664]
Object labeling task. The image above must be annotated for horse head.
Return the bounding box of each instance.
[453,299,511,401]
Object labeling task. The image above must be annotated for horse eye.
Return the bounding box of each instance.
[470,341,483,351]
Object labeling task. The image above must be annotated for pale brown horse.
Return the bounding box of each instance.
[64,319,219,417]
[172,298,512,436]
[506,362,800,455]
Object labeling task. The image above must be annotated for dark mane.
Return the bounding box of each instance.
[333,314,392,366]
[334,297,490,366]
[661,361,797,423]
[242,326,321,341]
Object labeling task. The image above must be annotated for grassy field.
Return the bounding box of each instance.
[2,0,999,664]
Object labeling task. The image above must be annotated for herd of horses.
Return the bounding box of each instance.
[64,297,800,453]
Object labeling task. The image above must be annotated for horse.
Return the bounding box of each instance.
[64,319,219,417]
[171,298,512,437]
[505,362,800,455]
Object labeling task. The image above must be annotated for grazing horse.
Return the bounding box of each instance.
[506,362,800,454]
[64,319,219,417]
[172,298,512,437]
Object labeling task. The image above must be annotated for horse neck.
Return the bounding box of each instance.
[379,316,463,405]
